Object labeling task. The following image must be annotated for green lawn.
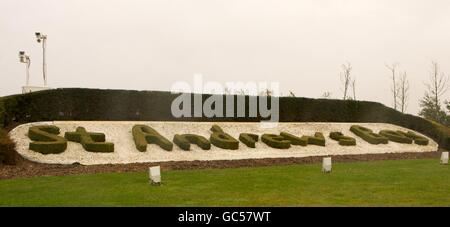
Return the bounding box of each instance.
[0,159,449,206]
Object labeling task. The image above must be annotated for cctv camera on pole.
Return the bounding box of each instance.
[35,32,47,87]
[19,51,31,86]
[20,32,52,94]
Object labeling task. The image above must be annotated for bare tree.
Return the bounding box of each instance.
[426,61,449,111]
[340,62,353,100]
[259,89,273,97]
[351,78,357,100]
[398,71,410,113]
[224,87,232,95]
[321,91,332,99]
[386,63,399,110]
[237,89,247,95]
[419,61,449,124]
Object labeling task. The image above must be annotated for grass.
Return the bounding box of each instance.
[0,158,449,206]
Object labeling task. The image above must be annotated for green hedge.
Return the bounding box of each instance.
[239,133,259,148]
[397,131,429,146]
[350,125,389,145]
[64,127,114,153]
[261,134,291,149]
[210,125,224,133]
[280,132,308,146]
[132,125,173,151]
[173,134,211,151]
[28,125,67,154]
[302,132,326,147]
[0,129,16,164]
[329,132,356,146]
[0,88,448,150]
[209,125,239,150]
[379,130,413,144]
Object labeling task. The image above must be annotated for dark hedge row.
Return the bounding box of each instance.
[0,88,448,150]
[0,129,16,165]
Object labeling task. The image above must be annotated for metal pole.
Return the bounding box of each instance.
[42,37,47,87]
[26,57,31,86]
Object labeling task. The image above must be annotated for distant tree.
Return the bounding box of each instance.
[443,100,450,126]
[419,61,449,124]
[321,91,332,99]
[288,91,296,97]
[259,89,273,97]
[237,89,247,95]
[351,78,357,100]
[340,62,353,100]
[398,71,410,113]
[386,63,400,110]
[224,87,232,95]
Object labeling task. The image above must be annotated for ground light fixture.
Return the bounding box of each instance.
[322,157,332,173]
[35,32,47,86]
[441,152,449,165]
[18,51,31,86]
[149,166,161,185]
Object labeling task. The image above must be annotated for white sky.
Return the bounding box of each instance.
[1,0,450,114]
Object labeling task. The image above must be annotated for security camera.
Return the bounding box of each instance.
[35,32,46,43]
[19,51,29,63]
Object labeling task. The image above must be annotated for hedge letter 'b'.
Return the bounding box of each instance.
[209,125,239,150]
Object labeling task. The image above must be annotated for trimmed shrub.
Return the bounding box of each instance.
[210,125,224,133]
[280,132,308,146]
[301,132,326,146]
[379,130,413,144]
[261,134,291,149]
[28,125,67,154]
[397,131,429,146]
[329,132,356,146]
[65,127,114,153]
[132,124,173,151]
[350,125,388,145]
[173,134,211,151]
[0,129,17,165]
[209,125,239,150]
[239,133,259,148]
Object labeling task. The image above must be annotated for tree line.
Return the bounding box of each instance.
[222,61,449,127]
[333,61,449,127]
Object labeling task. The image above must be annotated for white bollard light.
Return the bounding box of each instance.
[441,152,449,165]
[149,166,161,185]
[322,157,332,173]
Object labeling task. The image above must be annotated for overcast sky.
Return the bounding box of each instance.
[1,0,450,114]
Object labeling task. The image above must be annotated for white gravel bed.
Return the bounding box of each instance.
[9,121,438,165]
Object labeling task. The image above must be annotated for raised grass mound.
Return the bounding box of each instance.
[0,88,448,150]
